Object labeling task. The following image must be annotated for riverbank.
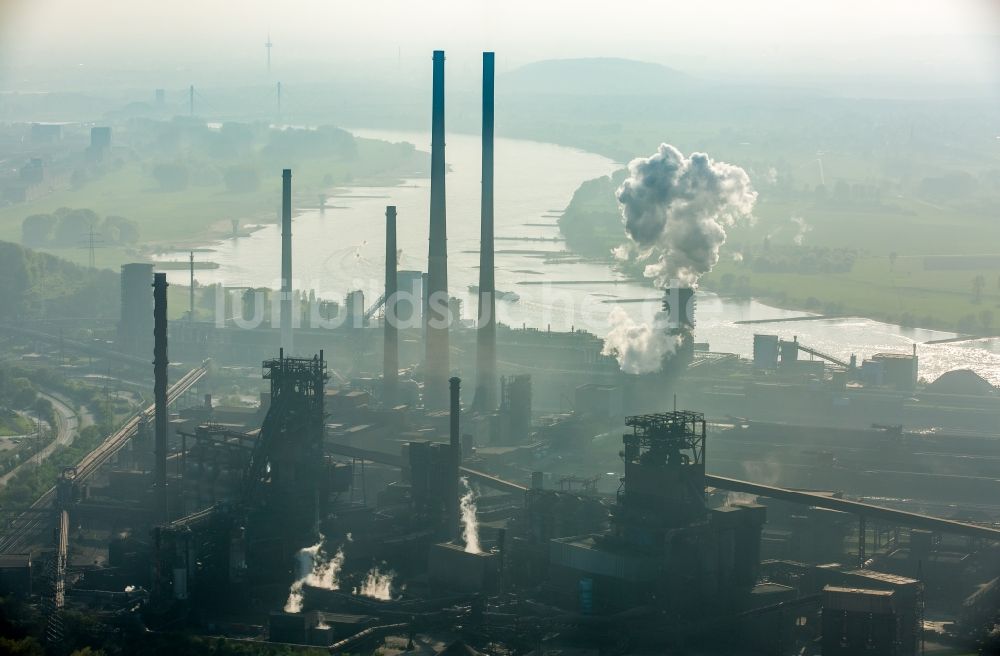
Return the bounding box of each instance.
[555,167,1000,335]
[18,114,992,344]
[700,255,999,336]
[0,126,429,272]
[86,128,1000,384]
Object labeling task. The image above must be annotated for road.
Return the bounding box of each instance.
[0,392,84,488]
[0,363,208,554]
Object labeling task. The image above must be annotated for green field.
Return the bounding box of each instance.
[0,132,424,271]
[708,196,1000,332]
[507,68,1000,333]
[560,174,1000,333]
[0,414,33,437]
[707,255,1000,333]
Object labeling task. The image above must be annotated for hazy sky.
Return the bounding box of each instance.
[2,0,998,92]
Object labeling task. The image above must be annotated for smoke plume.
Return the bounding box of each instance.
[459,477,482,554]
[284,536,346,613]
[601,306,681,374]
[617,143,757,287]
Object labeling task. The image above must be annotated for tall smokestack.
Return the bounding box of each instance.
[152,272,169,521]
[188,251,195,322]
[475,51,497,411]
[280,169,294,353]
[424,50,449,410]
[665,286,696,366]
[383,206,398,406]
[449,376,461,538]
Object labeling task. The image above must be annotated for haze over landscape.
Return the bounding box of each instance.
[1,2,1000,655]
[3,0,1000,93]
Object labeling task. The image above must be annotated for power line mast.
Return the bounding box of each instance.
[265,33,273,73]
[79,225,104,269]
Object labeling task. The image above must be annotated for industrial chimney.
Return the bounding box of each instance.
[424,50,450,410]
[280,168,294,353]
[475,51,498,411]
[152,272,169,521]
[449,376,461,538]
[664,286,696,367]
[384,206,399,407]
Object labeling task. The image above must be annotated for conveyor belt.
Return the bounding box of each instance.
[327,439,999,539]
[705,474,1000,540]
[0,363,209,554]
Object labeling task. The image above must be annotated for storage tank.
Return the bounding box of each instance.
[118,263,154,355]
[753,334,780,369]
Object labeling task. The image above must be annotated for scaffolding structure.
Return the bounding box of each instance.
[243,350,329,584]
[623,410,706,468]
[616,411,708,539]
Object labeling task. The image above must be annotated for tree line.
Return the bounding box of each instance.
[21,208,139,249]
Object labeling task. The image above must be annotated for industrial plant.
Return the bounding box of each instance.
[1,10,1000,656]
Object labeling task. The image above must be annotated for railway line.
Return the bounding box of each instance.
[0,363,209,554]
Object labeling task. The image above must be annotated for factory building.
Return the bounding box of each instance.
[547,411,765,613]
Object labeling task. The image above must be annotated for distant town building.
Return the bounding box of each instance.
[19,158,45,184]
[88,126,112,159]
[30,122,62,143]
[90,126,111,150]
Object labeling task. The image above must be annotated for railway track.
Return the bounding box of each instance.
[0,363,209,554]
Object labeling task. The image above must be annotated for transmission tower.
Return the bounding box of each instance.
[79,225,104,269]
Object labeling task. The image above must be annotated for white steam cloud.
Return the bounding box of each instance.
[725,491,759,506]
[284,536,346,613]
[617,143,757,287]
[601,306,681,374]
[459,477,482,554]
[611,243,632,262]
[353,565,398,601]
[791,216,812,246]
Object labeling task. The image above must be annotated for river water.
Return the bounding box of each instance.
[157,129,1000,386]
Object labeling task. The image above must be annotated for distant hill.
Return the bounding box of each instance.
[501,57,695,96]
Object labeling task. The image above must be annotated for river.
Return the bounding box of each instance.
[157,129,1000,386]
